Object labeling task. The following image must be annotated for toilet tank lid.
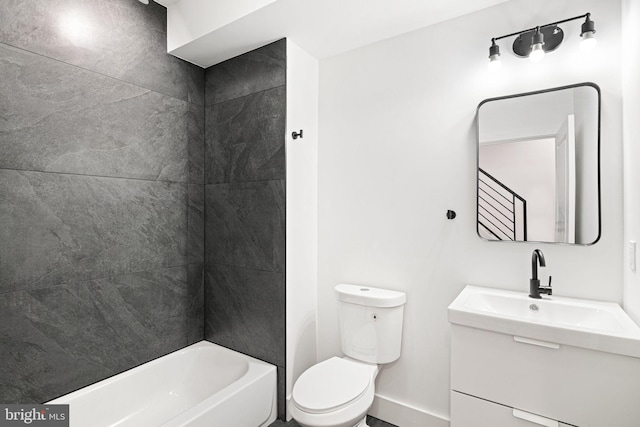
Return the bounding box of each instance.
[335,284,406,307]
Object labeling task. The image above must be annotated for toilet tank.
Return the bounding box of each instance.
[335,284,407,364]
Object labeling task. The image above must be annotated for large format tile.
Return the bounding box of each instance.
[187,263,204,345]
[0,43,190,182]
[0,170,187,293]
[277,366,286,420]
[0,0,204,105]
[204,264,285,367]
[205,86,286,184]
[188,184,204,264]
[205,39,285,105]
[0,266,189,403]
[188,103,205,184]
[205,180,285,272]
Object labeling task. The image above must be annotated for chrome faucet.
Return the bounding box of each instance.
[530,249,552,299]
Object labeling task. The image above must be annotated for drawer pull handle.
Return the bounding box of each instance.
[513,336,560,349]
[513,408,559,426]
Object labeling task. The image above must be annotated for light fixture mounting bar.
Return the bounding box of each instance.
[492,12,591,42]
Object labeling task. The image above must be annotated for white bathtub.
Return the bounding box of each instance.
[48,341,277,427]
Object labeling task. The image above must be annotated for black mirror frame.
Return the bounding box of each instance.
[476,82,601,246]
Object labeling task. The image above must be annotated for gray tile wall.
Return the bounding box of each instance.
[203,39,287,419]
[0,0,205,403]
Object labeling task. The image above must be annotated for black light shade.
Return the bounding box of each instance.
[581,14,596,36]
[512,26,564,58]
[488,38,502,71]
[529,27,545,62]
[580,14,597,51]
[531,27,545,47]
[489,39,500,58]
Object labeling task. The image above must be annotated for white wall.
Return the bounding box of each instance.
[285,40,319,420]
[622,0,640,324]
[317,0,623,425]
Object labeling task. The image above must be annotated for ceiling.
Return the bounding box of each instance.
[155,0,511,67]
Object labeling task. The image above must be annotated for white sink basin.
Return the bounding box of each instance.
[449,286,640,357]
[463,289,635,332]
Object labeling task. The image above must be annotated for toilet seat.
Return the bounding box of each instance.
[292,357,376,415]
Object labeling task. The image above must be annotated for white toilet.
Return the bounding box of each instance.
[289,284,407,427]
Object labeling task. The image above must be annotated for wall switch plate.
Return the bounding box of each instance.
[629,241,636,272]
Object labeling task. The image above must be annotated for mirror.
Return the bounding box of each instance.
[477,83,600,245]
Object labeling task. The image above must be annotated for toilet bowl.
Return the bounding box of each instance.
[289,284,406,427]
[289,357,378,427]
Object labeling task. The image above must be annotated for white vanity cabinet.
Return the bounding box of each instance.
[451,391,575,427]
[450,324,640,427]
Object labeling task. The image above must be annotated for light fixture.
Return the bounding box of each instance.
[529,27,545,63]
[487,12,596,69]
[580,13,597,52]
[488,38,502,71]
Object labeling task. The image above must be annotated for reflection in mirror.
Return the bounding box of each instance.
[477,83,600,245]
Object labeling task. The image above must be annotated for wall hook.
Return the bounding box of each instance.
[446,210,457,220]
[292,130,303,140]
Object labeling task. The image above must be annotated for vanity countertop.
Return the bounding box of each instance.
[448,285,640,358]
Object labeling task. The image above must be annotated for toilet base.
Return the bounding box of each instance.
[354,416,368,427]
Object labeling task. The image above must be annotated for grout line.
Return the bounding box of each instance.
[204,178,286,186]
[203,260,283,275]
[0,41,204,107]
[0,166,194,185]
[204,83,286,108]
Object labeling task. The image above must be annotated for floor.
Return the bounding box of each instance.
[268,415,397,427]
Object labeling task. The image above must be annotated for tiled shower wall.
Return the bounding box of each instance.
[203,39,287,418]
[0,0,205,403]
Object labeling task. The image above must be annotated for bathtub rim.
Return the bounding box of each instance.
[47,340,276,406]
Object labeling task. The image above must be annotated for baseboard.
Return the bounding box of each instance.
[369,393,450,427]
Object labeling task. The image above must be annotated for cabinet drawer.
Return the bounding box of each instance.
[451,325,640,427]
[451,391,576,427]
